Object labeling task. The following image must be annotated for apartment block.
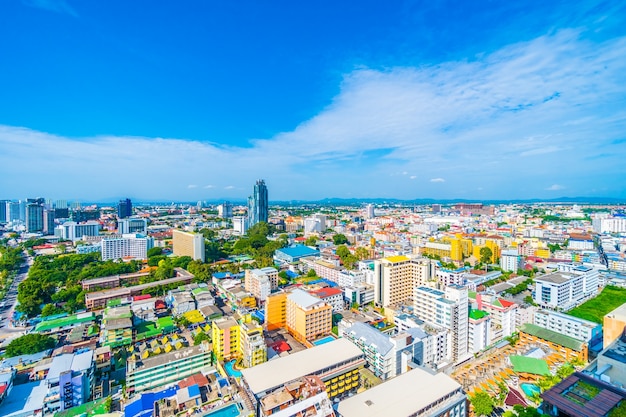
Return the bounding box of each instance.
[285,289,332,344]
[414,285,469,364]
[101,233,153,261]
[374,255,435,308]
[245,267,279,303]
[604,303,626,347]
[211,314,267,368]
[172,229,205,262]
[533,264,599,310]
[533,309,602,344]
[126,343,212,396]
[258,375,334,417]
[500,249,523,272]
[56,221,101,241]
[470,293,517,343]
[343,322,426,380]
[309,287,344,312]
[468,309,490,354]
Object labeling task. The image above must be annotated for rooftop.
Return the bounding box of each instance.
[383,255,410,263]
[519,323,585,351]
[288,289,325,309]
[336,367,463,417]
[509,355,551,376]
[240,338,363,395]
[276,245,320,258]
[345,322,394,356]
[535,272,574,285]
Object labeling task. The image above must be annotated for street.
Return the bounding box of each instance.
[0,255,33,345]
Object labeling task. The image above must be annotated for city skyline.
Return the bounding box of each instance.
[1,1,625,201]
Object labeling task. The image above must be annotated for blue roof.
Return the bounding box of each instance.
[276,245,320,257]
[188,384,201,398]
[125,386,178,417]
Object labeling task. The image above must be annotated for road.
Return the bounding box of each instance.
[0,254,32,344]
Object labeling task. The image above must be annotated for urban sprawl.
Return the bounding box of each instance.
[0,181,626,417]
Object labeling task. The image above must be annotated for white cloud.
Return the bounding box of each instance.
[410,175,417,180]
[224,185,235,190]
[187,184,198,189]
[204,185,215,189]
[546,184,565,191]
[1,28,625,200]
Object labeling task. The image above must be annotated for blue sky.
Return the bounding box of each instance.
[1,0,625,201]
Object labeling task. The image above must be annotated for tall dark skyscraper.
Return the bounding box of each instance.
[248,180,268,227]
[118,198,132,219]
[26,201,44,233]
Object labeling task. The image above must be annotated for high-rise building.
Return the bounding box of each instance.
[117,218,147,234]
[414,285,470,363]
[43,209,56,235]
[6,201,21,222]
[244,267,279,303]
[101,234,154,261]
[373,255,435,307]
[232,216,248,235]
[56,221,101,241]
[247,179,268,227]
[26,201,44,233]
[365,204,375,219]
[172,229,205,262]
[117,198,132,219]
[0,200,7,223]
[217,201,233,218]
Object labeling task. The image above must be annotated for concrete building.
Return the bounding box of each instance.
[343,284,375,307]
[240,338,365,405]
[500,249,523,272]
[343,322,426,380]
[336,367,467,417]
[117,198,132,219]
[593,216,626,234]
[211,314,267,368]
[309,287,344,312]
[470,293,517,343]
[604,303,626,348]
[286,289,332,344]
[172,229,205,262]
[56,221,101,241]
[414,285,469,364]
[117,218,147,234]
[101,233,153,261]
[43,209,55,235]
[468,309,490,354]
[26,202,44,233]
[373,255,435,308]
[533,264,599,310]
[533,310,602,344]
[257,375,334,417]
[217,202,233,218]
[232,216,248,235]
[244,267,279,303]
[126,343,212,396]
[274,245,320,264]
[42,351,95,416]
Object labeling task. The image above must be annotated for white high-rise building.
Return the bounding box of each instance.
[56,221,101,241]
[593,216,626,233]
[500,249,523,272]
[101,233,153,261]
[117,218,147,234]
[364,204,375,219]
[414,285,469,364]
[533,263,599,310]
[233,216,248,235]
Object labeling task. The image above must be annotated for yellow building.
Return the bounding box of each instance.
[473,240,501,263]
[373,255,434,307]
[265,292,287,331]
[604,303,626,348]
[286,289,332,344]
[535,248,551,259]
[211,314,267,368]
[172,229,205,262]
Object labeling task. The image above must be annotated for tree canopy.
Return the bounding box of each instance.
[479,247,493,264]
[470,392,494,416]
[333,234,349,245]
[5,334,56,357]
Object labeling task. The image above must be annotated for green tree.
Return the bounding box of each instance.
[354,247,370,260]
[41,303,63,317]
[342,254,358,270]
[154,259,174,280]
[5,334,56,357]
[193,332,211,346]
[333,234,349,245]
[335,245,350,259]
[471,392,494,416]
[306,269,317,278]
[305,236,318,247]
[147,247,163,258]
[479,247,493,265]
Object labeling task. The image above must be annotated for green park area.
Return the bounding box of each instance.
[568,286,626,324]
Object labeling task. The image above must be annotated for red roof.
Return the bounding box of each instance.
[310,287,343,298]
[498,298,515,308]
[505,387,528,407]
[178,373,209,388]
[155,300,167,309]
[133,295,151,301]
[271,340,291,353]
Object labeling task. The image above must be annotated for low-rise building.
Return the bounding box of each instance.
[519,323,588,362]
[533,309,602,344]
[336,367,467,417]
[258,375,334,417]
